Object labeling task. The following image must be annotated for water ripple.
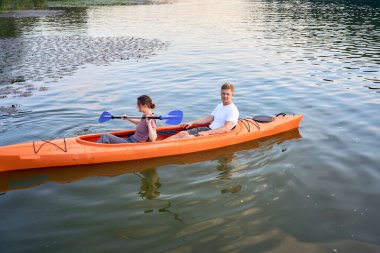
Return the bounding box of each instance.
[0,35,168,98]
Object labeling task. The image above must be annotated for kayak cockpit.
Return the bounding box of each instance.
[76,127,187,144]
[76,123,215,145]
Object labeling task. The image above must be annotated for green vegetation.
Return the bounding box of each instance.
[0,0,47,10]
[0,0,158,9]
[48,0,157,7]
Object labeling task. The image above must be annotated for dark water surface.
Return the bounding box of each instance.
[0,0,379,252]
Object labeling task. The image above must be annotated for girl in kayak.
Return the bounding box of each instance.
[97,95,157,143]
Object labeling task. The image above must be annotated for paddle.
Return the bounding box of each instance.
[98,110,183,125]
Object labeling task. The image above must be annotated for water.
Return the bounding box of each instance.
[0,0,379,252]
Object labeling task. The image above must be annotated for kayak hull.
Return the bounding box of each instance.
[0,114,303,172]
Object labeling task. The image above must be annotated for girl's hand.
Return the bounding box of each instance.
[121,114,128,120]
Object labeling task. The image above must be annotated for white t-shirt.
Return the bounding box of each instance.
[209,103,239,130]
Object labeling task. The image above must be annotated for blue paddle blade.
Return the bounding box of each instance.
[98,111,113,123]
[162,110,183,125]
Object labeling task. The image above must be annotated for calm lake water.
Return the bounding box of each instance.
[0,0,379,252]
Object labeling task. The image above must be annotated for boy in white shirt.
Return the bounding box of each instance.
[166,82,239,140]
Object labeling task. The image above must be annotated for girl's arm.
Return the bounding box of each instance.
[121,114,140,125]
[147,119,157,141]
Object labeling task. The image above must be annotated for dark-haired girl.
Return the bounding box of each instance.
[97,95,157,143]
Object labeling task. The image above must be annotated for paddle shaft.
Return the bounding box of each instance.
[111,116,163,120]
[98,110,183,124]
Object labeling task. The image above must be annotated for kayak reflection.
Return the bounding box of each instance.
[0,129,302,193]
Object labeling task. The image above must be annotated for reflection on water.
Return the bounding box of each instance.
[215,153,235,179]
[136,169,185,223]
[250,0,380,90]
[0,9,65,37]
[136,169,161,199]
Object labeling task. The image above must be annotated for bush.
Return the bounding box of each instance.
[0,0,47,10]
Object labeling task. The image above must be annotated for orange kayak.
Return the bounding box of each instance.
[0,114,303,172]
[0,129,302,192]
